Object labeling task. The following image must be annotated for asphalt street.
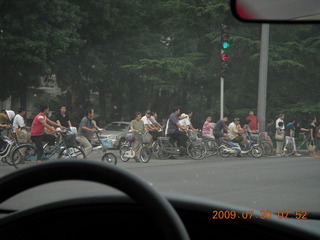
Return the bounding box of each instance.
[1,149,320,214]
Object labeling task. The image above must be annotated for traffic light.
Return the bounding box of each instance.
[220,24,230,76]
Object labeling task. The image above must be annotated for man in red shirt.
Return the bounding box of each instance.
[246,111,259,132]
[31,104,63,161]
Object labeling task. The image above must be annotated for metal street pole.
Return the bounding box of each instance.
[257,24,270,132]
[220,77,224,119]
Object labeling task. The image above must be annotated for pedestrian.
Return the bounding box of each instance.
[275,121,285,156]
[13,107,31,143]
[246,111,259,133]
[130,112,147,162]
[308,117,317,144]
[31,105,63,161]
[276,113,285,130]
[76,108,98,157]
[283,119,301,156]
[314,122,320,158]
[265,119,274,138]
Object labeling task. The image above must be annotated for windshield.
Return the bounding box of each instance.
[0,0,320,218]
[105,123,129,131]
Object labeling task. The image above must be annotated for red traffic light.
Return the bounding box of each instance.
[221,54,229,61]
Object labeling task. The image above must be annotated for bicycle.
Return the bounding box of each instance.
[0,125,17,165]
[91,129,117,165]
[185,131,207,159]
[119,132,152,163]
[201,136,219,157]
[296,132,310,151]
[11,129,85,169]
[152,130,206,160]
[251,132,273,156]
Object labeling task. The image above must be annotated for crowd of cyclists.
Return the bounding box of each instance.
[1,104,320,164]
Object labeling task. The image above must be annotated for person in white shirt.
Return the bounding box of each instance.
[276,113,285,130]
[141,110,157,131]
[13,107,31,143]
[141,110,158,141]
[179,111,196,131]
[228,118,245,143]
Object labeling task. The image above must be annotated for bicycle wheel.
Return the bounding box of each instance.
[218,145,231,158]
[58,147,85,159]
[261,141,273,156]
[250,145,263,158]
[187,142,206,160]
[140,147,151,163]
[119,145,132,162]
[102,152,117,165]
[204,139,219,156]
[152,140,173,159]
[11,144,37,169]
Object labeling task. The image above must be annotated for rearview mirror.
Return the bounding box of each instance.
[232,0,320,22]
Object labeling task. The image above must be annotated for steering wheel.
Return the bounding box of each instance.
[0,159,190,240]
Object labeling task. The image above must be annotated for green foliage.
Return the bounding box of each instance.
[1,0,319,126]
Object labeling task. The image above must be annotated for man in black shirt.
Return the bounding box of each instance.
[56,105,72,128]
[213,117,229,139]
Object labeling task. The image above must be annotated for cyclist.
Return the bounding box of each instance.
[166,107,188,150]
[13,107,31,143]
[142,110,159,142]
[76,108,99,157]
[56,105,73,128]
[179,110,196,131]
[202,116,215,140]
[0,110,15,137]
[150,112,164,130]
[31,105,64,161]
[213,117,229,140]
[0,110,15,152]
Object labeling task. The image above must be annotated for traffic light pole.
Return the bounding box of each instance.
[257,24,270,132]
[220,76,224,119]
[219,24,229,119]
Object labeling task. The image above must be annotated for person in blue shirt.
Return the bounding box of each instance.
[284,119,301,156]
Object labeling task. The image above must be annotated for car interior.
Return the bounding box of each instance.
[0,159,319,240]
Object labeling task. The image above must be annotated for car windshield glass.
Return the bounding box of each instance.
[0,0,320,218]
[105,123,128,131]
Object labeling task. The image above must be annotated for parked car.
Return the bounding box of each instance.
[91,121,130,148]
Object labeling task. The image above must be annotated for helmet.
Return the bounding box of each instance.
[5,110,15,121]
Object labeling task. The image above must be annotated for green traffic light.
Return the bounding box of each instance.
[222,42,230,49]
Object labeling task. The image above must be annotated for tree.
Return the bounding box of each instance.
[0,0,82,106]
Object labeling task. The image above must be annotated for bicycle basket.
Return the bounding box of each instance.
[188,131,198,140]
[193,137,203,146]
[158,136,170,141]
[142,133,152,144]
[64,133,77,147]
[101,138,112,149]
[125,132,135,142]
